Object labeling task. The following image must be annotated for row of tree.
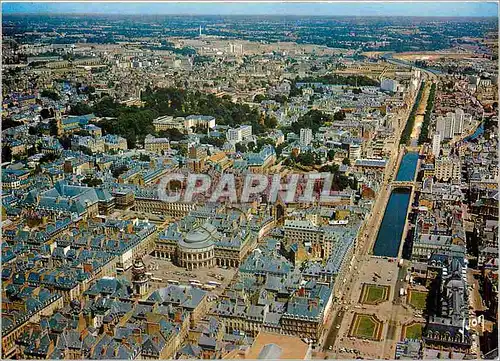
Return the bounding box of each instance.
[400,82,425,145]
[418,82,437,145]
[295,74,379,87]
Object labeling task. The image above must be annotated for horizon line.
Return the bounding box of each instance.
[2,1,498,17]
[3,11,499,18]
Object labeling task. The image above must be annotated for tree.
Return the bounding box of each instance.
[112,165,129,178]
[327,149,336,161]
[334,110,346,121]
[70,102,93,116]
[40,152,58,163]
[2,146,12,163]
[256,138,275,151]
[49,119,59,136]
[40,108,52,119]
[254,94,266,103]
[275,143,286,157]
[58,136,72,150]
[291,110,332,133]
[93,96,120,118]
[41,89,60,101]
[342,158,351,166]
[263,116,278,129]
[158,128,186,142]
[235,142,247,153]
[295,74,379,87]
[247,141,256,151]
[201,136,225,148]
[82,176,103,187]
[296,151,316,166]
[273,94,288,104]
[139,153,151,162]
[2,118,23,130]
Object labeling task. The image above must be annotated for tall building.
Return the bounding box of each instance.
[436,113,455,140]
[299,128,313,147]
[454,108,465,136]
[432,133,442,157]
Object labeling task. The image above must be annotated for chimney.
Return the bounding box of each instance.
[146,321,160,335]
[174,309,182,323]
[80,327,88,341]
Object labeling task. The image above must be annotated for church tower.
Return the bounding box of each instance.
[132,257,149,297]
[54,109,63,137]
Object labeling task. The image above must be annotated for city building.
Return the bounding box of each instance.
[103,134,128,152]
[154,208,263,269]
[435,157,461,183]
[227,125,252,144]
[144,134,171,154]
[349,144,362,161]
[423,255,471,352]
[432,133,442,157]
[299,128,313,147]
[153,115,216,133]
[381,79,400,93]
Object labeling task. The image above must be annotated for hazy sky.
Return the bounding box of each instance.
[2,2,498,17]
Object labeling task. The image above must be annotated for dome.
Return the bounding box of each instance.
[178,225,217,250]
[185,229,211,244]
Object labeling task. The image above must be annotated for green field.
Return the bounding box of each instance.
[356,316,376,337]
[408,290,427,310]
[360,284,390,305]
[350,313,383,341]
[403,323,423,340]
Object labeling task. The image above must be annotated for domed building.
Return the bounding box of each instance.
[177,223,218,270]
[154,206,268,270]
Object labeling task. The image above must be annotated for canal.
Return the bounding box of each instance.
[395,152,419,181]
[372,189,412,257]
[372,151,418,257]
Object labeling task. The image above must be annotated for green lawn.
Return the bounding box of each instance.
[355,316,376,338]
[404,323,423,340]
[362,284,389,304]
[408,291,427,310]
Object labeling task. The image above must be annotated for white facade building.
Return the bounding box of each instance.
[436,113,455,140]
[349,144,362,161]
[435,157,461,182]
[299,128,313,147]
[381,79,399,93]
[436,109,466,140]
[432,133,442,157]
[227,125,252,144]
[454,108,464,136]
